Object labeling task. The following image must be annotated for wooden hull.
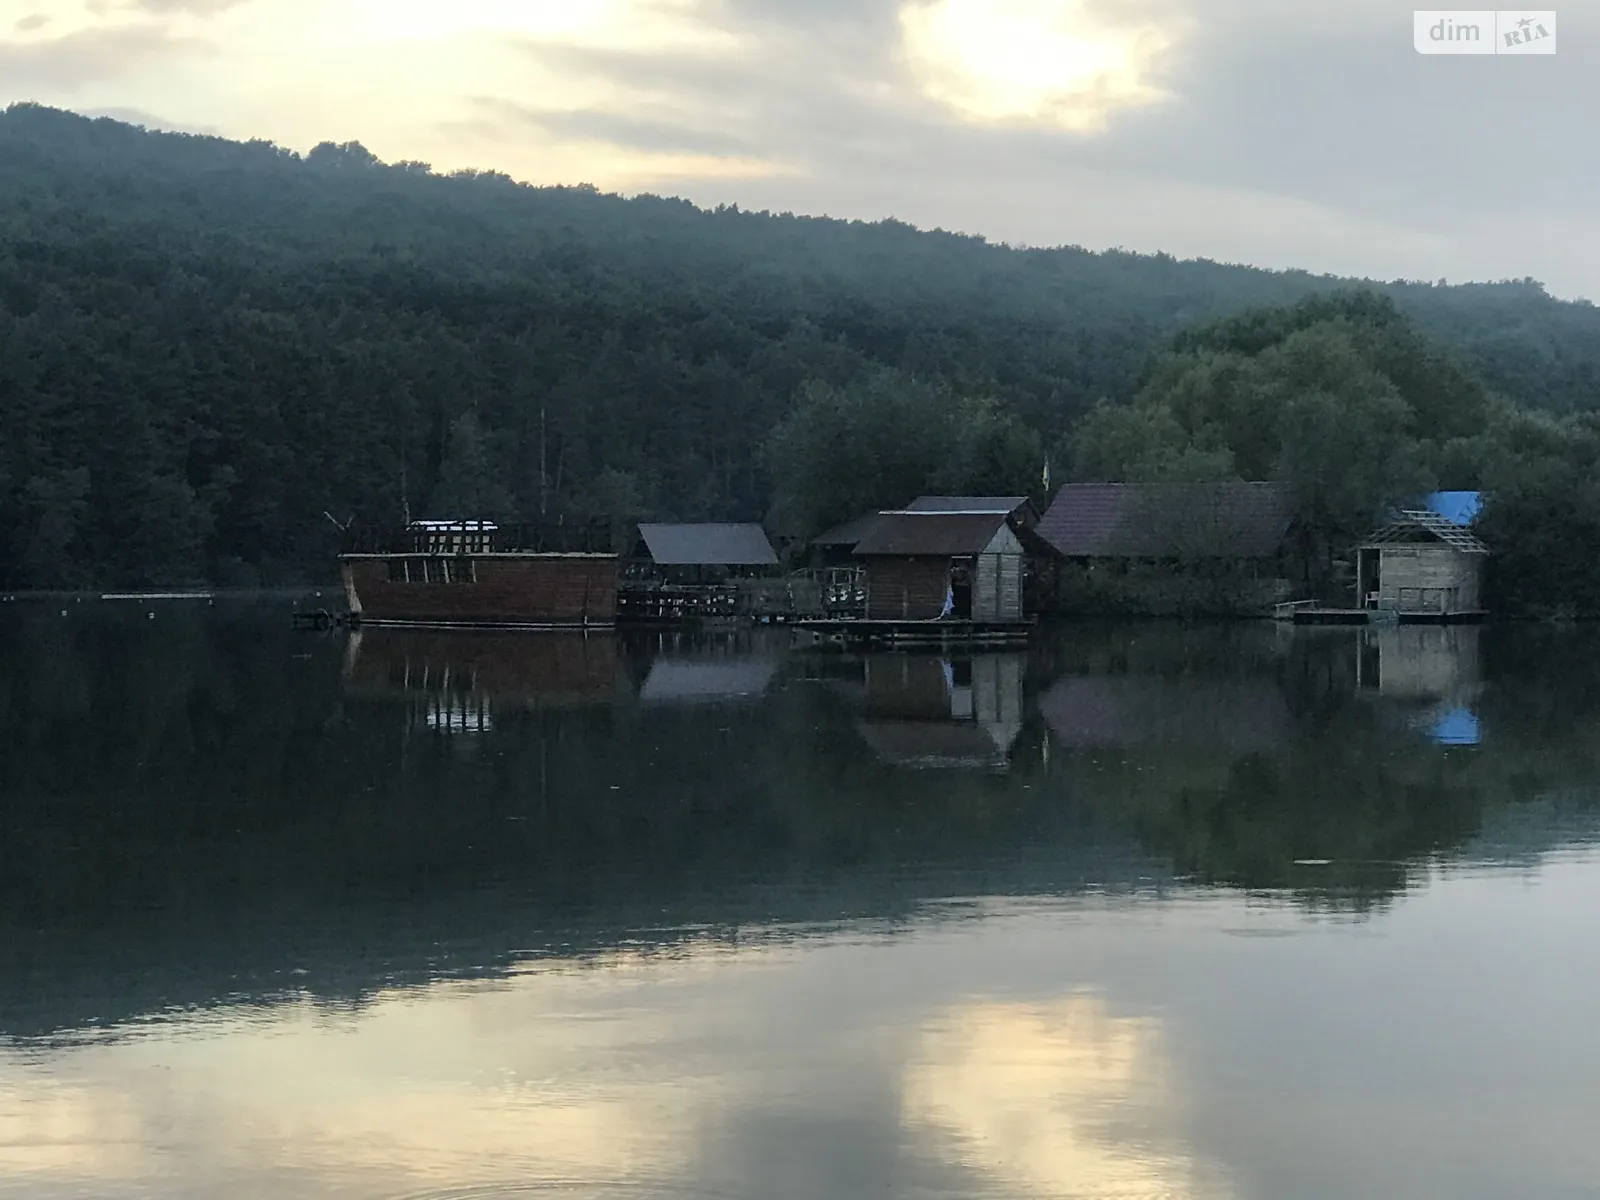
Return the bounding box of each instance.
[341,554,618,628]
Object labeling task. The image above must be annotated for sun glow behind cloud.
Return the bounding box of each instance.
[899,0,1181,132]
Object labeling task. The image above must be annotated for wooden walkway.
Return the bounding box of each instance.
[1274,601,1487,626]
[793,618,1032,649]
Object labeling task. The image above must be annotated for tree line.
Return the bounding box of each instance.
[2,103,1599,612]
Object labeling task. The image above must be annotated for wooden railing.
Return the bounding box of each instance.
[1273,599,1318,621]
[343,520,619,555]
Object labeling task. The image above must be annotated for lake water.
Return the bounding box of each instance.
[3,603,1599,1199]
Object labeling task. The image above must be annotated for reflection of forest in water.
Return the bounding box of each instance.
[2,606,1599,1038]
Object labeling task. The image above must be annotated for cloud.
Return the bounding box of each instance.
[513,0,1600,296]
[476,97,758,158]
[0,24,200,92]
[13,13,49,33]
[128,0,252,11]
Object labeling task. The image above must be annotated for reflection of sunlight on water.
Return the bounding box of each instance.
[902,996,1212,1198]
[0,979,704,1199]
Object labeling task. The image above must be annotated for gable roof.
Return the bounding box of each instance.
[1363,510,1489,554]
[853,512,1018,557]
[905,496,1031,515]
[637,523,778,566]
[1037,482,1295,558]
[811,511,891,548]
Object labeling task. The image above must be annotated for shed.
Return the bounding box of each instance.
[852,512,1025,622]
[1357,501,1488,616]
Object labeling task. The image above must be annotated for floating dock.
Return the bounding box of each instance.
[1275,604,1488,626]
[792,618,1032,650]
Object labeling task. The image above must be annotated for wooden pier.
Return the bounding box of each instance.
[1274,601,1487,626]
[792,618,1033,650]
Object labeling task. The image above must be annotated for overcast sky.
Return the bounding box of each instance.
[3,0,1597,298]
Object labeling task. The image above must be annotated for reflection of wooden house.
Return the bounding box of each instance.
[1357,503,1487,619]
[853,513,1025,622]
[343,629,621,731]
[856,654,1024,771]
[1036,483,1296,615]
[339,520,618,628]
[1355,625,1481,699]
[1355,626,1482,743]
[638,655,780,705]
[1037,676,1293,753]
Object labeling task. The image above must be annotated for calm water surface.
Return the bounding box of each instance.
[3,604,1599,1199]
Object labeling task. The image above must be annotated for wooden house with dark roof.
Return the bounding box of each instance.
[852,511,1025,622]
[904,495,1040,527]
[1035,482,1298,615]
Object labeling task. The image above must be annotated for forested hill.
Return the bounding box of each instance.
[3,101,1599,588]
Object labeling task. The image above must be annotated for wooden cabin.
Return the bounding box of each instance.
[852,511,1025,622]
[339,520,618,628]
[1035,482,1296,615]
[1357,508,1487,618]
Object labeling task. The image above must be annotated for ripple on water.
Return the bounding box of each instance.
[388,1182,737,1200]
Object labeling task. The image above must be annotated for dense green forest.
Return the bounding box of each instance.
[3,102,1600,604]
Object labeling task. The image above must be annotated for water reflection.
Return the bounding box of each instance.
[856,654,1024,771]
[3,607,1600,1198]
[1355,625,1484,745]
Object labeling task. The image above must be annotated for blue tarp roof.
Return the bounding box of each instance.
[1431,708,1481,746]
[1424,491,1482,527]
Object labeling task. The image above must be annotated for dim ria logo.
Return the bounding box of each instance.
[1414,10,1556,52]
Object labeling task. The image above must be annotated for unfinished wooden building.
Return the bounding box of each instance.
[1357,508,1488,619]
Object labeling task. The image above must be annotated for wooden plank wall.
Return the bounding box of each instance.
[345,557,618,624]
[864,558,950,620]
[1378,546,1481,613]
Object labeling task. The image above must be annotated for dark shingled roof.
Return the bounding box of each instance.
[905,496,1030,514]
[637,523,778,566]
[1037,482,1295,558]
[853,512,1016,557]
[811,511,891,548]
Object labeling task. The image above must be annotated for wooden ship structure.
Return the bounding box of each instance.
[338,520,619,629]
